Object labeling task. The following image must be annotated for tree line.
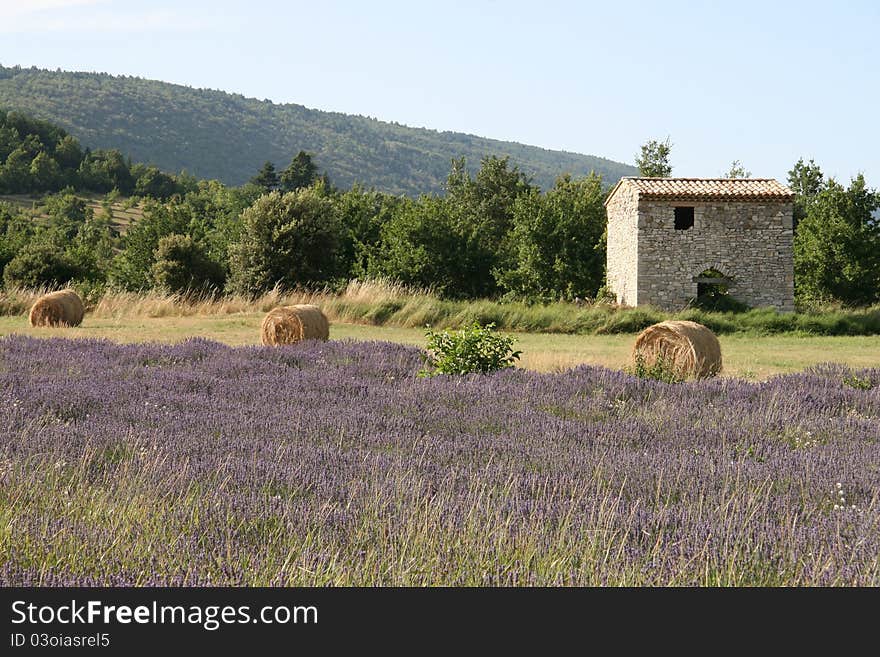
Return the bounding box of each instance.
[1,117,878,309]
[0,110,193,199]
[1,148,608,303]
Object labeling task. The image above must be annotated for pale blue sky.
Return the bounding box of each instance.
[2,0,878,185]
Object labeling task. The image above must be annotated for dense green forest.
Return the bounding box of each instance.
[0,109,188,197]
[0,64,637,196]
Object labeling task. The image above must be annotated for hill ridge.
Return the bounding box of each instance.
[0,64,636,195]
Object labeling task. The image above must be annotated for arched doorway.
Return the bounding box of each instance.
[696,268,729,299]
[692,268,744,310]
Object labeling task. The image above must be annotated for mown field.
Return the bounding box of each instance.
[2,313,880,379]
[0,193,144,233]
[1,335,878,585]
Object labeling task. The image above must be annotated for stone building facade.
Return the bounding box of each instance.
[605,177,795,311]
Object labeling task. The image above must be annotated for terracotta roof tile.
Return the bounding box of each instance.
[609,177,794,203]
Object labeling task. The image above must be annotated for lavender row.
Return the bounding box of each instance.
[1,335,878,585]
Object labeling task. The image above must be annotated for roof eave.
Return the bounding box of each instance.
[639,194,795,202]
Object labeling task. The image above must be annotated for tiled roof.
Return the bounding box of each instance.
[607,177,794,204]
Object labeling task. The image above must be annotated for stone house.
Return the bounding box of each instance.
[604,177,795,311]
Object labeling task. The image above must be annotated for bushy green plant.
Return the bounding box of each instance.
[226,187,343,296]
[150,234,224,295]
[842,373,873,390]
[627,352,684,383]
[2,240,80,288]
[419,322,521,376]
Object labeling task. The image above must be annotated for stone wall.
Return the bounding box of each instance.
[605,182,640,305]
[635,199,794,311]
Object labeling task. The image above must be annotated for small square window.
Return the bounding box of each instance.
[674,207,694,230]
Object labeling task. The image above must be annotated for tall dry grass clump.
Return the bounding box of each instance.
[632,320,722,379]
[0,285,54,316]
[88,285,328,319]
[261,304,330,346]
[28,289,85,327]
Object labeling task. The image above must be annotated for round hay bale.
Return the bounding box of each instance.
[28,289,85,328]
[260,304,329,346]
[632,320,722,379]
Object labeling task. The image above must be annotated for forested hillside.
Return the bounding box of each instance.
[0,65,636,195]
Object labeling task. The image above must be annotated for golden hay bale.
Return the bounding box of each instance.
[632,320,722,379]
[260,304,329,346]
[28,289,85,327]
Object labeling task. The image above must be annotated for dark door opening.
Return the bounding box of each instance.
[692,268,746,311]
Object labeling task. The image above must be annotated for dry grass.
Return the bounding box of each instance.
[0,279,428,321]
[6,280,880,339]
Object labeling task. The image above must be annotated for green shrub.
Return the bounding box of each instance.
[627,353,684,384]
[842,373,873,390]
[70,279,108,307]
[597,307,664,334]
[150,234,224,295]
[419,322,522,376]
[363,300,404,324]
[3,240,80,288]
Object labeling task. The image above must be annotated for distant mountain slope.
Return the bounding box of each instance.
[0,65,637,196]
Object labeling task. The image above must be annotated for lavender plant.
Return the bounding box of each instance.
[0,336,877,586]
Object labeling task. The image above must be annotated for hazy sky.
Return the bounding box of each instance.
[2,0,878,185]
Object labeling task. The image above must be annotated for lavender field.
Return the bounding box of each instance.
[1,335,878,586]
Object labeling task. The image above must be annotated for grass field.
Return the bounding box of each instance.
[6,281,880,339]
[3,313,879,379]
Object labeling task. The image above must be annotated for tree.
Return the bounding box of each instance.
[725,160,751,178]
[227,188,343,296]
[179,180,258,277]
[43,193,93,241]
[280,151,319,192]
[97,149,134,195]
[793,174,879,305]
[442,156,534,297]
[787,158,825,228]
[366,156,536,298]
[3,239,80,288]
[77,149,134,194]
[332,185,402,280]
[366,195,466,295]
[54,134,83,171]
[109,200,192,290]
[133,165,179,200]
[251,161,279,192]
[0,148,32,193]
[0,123,19,163]
[636,138,672,177]
[66,211,117,283]
[498,173,607,301]
[150,234,224,294]
[0,204,34,275]
[28,151,62,191]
